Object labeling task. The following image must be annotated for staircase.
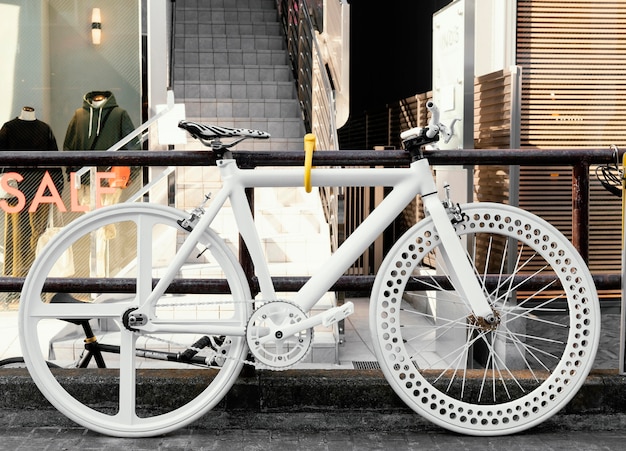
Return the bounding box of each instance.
[171,0,338,364]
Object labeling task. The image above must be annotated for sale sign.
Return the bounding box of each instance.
[0,170,120,213]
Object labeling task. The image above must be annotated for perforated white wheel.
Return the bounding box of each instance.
[19,204,251,437]
[371,203,600,435]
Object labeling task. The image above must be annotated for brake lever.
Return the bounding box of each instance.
[439,118,460,144]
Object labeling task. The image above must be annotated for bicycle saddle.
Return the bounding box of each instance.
[178,121,270,140]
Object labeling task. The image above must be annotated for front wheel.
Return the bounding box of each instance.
[19,203,252,437]
[370,203,600,435]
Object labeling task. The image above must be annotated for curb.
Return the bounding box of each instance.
[1,368,625,430]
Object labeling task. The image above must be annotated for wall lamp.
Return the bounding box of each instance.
[92,8,102,45]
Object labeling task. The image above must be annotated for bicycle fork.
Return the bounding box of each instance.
[421,187,497,326]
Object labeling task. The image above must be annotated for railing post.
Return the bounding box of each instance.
[572,161,590,263]
[239,190,257,297]
[621,152,626,375]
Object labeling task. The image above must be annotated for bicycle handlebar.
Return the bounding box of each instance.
[400,101,459,150]
[425,101,440,138]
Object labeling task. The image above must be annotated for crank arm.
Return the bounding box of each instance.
[259,302,354,344]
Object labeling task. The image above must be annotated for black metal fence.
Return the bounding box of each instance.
[0,148,621,296]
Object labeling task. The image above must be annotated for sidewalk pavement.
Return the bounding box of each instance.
[1,409,626,450]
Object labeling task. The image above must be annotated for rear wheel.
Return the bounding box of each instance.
[19,203,251,437]
[371,203,600,435]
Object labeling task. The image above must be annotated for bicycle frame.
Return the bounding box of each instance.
[143,155,493,333]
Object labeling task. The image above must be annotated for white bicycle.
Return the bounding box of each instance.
[19,102,600,437]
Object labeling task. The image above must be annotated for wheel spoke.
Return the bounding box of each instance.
[136,214,156,305]
[117,329,138,423]
[29,301,128,319]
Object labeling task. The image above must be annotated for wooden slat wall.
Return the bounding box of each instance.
[475,69,515,150]
[516,0,624,273]
[473,69,516,273]
[474,69,516,206]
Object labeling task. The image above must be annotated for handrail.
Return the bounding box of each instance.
[277,0,339,150]
[0,147,617,167]
[301,3,339,151]
[0,273,620,294]
[0,147,620,295]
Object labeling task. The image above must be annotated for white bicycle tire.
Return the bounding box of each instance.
[371,203,600,435]
[19,203,251,437]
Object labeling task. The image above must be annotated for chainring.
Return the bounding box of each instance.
[245,301,313,369]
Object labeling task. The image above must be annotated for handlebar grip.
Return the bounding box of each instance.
[426,101,440,138]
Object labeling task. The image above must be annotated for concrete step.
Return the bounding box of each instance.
[171,0,335,363]
[261,233,329,264]
[177,49,289,67]
[174,64,292,83]
[175,35,285,52]
[178,8,279,24]
[256,207,324,236]
[175,80,296,101]
[177,98,300,120]
[176,21,282,38]
[177,0,277,12]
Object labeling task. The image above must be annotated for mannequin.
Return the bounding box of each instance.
[90,93,107,108]
[64,91,140,152]
[64,91,140,196]
[19,106,36,121]
[0,107,63,285]
[63,92,141,277]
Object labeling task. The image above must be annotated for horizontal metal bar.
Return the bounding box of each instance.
[0,148,619,168]
[2,273,620,294]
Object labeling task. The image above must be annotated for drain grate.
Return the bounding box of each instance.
[352,361,380,370]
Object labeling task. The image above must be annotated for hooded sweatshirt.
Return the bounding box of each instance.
[63,91,141,151]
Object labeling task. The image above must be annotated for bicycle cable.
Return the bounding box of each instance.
[596,144,623,198]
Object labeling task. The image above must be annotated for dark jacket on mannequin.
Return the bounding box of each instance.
[0,113,63,201]
[0,108,63,278]
[63,91,141,151]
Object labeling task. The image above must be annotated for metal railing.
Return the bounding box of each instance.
[277,0,339,149]
[0,147,621,295]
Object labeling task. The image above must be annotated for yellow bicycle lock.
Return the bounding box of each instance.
[304,133,316,193]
